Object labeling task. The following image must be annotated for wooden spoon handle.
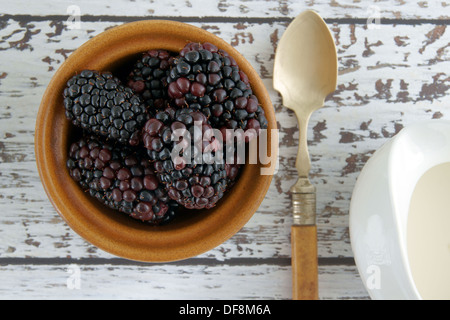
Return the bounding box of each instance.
[291,224,319,300]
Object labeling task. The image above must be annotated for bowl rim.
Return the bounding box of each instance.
[35,19,277,262]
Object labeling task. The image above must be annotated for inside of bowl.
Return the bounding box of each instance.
[389,120,450,244]
[61,37,271,230]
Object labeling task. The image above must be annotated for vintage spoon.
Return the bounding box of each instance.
[273,10,338,300]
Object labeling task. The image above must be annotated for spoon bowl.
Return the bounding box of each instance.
[274,10,337,117]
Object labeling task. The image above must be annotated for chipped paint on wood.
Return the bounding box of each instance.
[0,1,449,299]
[1,0,449,19]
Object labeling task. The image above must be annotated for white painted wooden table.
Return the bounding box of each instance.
[0,0,448,300]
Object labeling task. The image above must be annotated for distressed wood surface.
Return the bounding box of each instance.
[0,263,366,300]
[2,0,449,20]
[0,0,449,300]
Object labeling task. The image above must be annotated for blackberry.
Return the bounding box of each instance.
[167,42,268,142]
[63,70,148,146]
[66,135,177,225]
[126,50,176,110]
[225,162,241,183]
[157,161,228,210]
[142,108,229,209]
[141,107,210,162]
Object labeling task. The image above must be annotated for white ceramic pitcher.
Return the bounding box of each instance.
[350,120,450,300]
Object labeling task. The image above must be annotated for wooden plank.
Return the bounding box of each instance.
[0,16,448,300]
[0,263,368,299]
[0,0,449,20]
[0,20,449,262]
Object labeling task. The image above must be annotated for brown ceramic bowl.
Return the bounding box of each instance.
[35,20,277,262]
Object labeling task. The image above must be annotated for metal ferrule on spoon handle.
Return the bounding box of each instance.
[292,192,316,226]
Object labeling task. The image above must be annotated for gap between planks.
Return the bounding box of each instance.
[0,14,449,25]
[0,257,355,267]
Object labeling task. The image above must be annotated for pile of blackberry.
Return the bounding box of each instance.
[66,135,177,225]
[63,42,266,225]
[142,108,231,209]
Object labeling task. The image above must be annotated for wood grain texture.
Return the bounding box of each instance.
[291,225,319,300]
[0,263,366,300]
[0,0,449,299]
[1,0,449,20]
